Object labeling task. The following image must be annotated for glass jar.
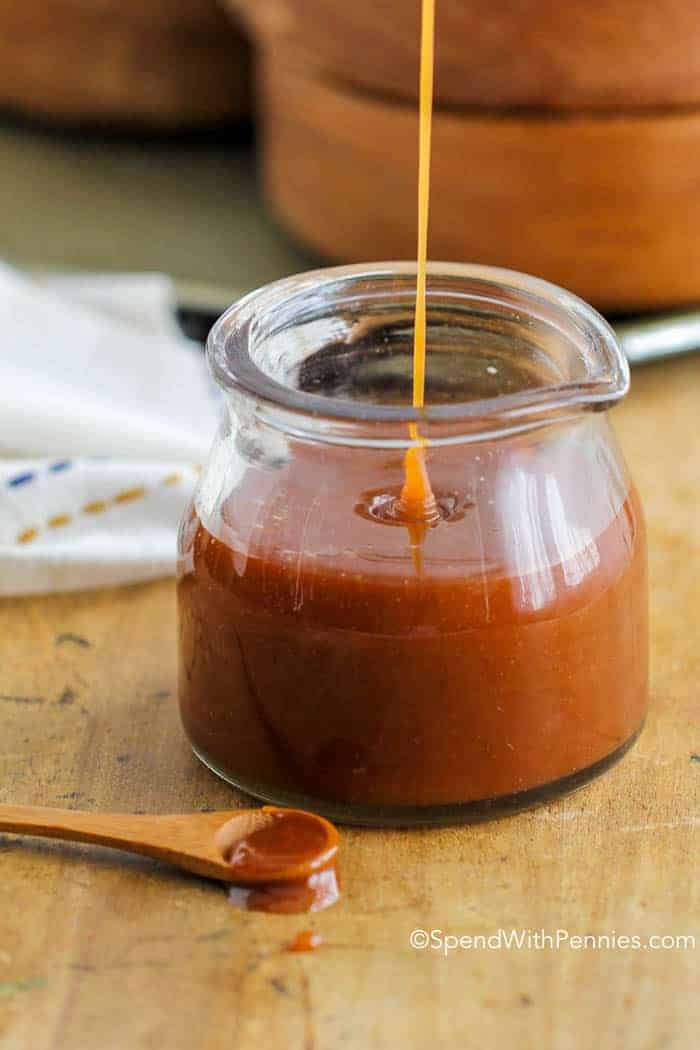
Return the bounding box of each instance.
[177,263,648,826]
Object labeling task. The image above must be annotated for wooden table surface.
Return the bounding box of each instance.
[1,355,698,1049]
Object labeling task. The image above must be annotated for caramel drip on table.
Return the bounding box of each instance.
[400,0,437,571]
[287,930,323,952]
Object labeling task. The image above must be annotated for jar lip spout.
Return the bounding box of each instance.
[207,262,629,434]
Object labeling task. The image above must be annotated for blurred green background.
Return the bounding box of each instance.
[0,120,312,296]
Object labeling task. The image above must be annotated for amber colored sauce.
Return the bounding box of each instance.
[399,442,439,572]
[223,808,340,914]
[178,459,648,809]
[411,0,435,414]
[287,930,324,953]
[399,0,437,558]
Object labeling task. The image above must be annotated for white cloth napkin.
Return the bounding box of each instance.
[0,263,222,595]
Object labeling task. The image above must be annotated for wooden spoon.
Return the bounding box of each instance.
[0,804,339,883]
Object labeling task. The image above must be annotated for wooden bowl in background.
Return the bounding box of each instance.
[0,0,250,129]
[260,54,700,311]
[231,0,700,110]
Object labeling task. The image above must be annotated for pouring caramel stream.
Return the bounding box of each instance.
[399,0,437,568]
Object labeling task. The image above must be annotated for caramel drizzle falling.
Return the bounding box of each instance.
[399,0,438,571]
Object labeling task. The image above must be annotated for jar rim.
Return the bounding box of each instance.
[207,261,628,431]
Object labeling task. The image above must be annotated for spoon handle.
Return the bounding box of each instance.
[0,804,230,880]
[0,803,153,846]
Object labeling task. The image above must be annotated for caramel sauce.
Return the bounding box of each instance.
[411,0,435,414]
[287,930,324,953]
[400,0,437,562]
[398,441,439,572]
[222,808,340,914]
[179,479,647,809]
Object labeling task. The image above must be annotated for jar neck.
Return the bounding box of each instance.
[210,263,628,446]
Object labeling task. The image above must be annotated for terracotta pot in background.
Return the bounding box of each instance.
[0,0,250,129]
[260,55,700,311]
[231,0,700,110]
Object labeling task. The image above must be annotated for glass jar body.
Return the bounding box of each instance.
[177,264,648,825]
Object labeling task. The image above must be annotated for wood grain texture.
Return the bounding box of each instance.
[0,357,699,1048]
[231,0,700,110]
[261,57,700,310]
[0,0,250,128]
